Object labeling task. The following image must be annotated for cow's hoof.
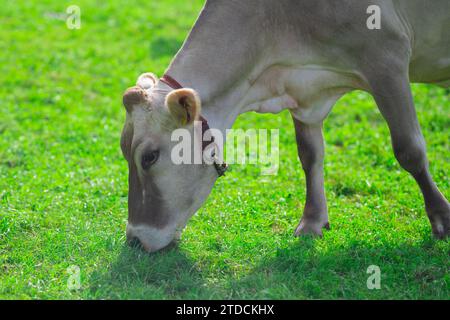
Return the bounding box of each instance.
[428,201,450,240]
[294,219,330,237]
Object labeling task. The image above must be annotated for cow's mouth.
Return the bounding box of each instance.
[127,236,179,253]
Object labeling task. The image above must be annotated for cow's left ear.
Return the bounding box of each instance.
[165,89,201,126]
[136,72,158,90]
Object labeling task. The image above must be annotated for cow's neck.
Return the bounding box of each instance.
[161,2,267,133]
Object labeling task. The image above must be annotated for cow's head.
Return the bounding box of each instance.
[121,73,219,252]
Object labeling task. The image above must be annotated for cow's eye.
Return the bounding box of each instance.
[141,150,159,170]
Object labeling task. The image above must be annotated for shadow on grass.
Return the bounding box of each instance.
[88,236,449,299]
[233,236,449,299]
[88,244,207,299]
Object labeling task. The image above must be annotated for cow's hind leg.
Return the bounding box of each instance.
[292,117,329,236]
[368,70,450,239]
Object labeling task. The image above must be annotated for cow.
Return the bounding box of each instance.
[121,0,450,252]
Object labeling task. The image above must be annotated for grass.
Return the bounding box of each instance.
[0,0,449,300]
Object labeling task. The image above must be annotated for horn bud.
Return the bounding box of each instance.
[123,86,148,113]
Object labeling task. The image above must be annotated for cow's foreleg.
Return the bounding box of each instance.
[292,117,329,237]
[368,71,450,239]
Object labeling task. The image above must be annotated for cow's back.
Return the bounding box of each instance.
[396,0,450,84]
[263,0,450,85]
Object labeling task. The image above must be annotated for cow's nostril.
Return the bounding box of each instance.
[126,223,178,253]
[127,236,143,249]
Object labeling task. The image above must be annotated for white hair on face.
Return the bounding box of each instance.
[127,222,176,253]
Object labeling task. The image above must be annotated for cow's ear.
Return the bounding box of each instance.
[136,72,158,90]
[165,89,201,126]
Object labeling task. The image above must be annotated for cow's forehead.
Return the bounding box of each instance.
[129,102,166,131]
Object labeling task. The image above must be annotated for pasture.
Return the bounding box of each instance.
[0,0,449,299]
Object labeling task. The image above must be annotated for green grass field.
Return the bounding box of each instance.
[0,0,449,299]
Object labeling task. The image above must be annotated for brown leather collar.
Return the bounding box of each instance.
[160,74,228,177]
[160,74,184,90]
